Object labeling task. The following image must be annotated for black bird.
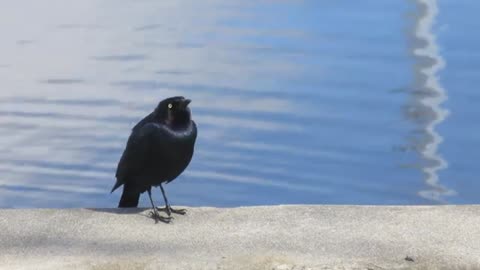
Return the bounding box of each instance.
[111,96,197,223]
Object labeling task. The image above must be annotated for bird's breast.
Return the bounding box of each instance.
[152,136,194,172]
[146,121,196,182]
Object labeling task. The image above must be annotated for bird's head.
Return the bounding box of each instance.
[154,96,192,128]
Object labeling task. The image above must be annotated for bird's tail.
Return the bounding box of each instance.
[118,182,140,208]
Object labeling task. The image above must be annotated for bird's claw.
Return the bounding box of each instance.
[157,206,187,216]
[149,210,172,224]
[171,208,187,215]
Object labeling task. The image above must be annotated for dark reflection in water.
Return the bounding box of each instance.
[0,0,478,208]
[134,24,164,32]
[93,54,149,62]
[41,79,86,85]
[16,40,34,45]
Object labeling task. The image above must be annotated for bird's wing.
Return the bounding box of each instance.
[111,123,167,193]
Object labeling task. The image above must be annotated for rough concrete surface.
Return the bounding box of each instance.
[0,205,479,270]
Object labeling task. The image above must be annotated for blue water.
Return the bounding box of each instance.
[0,0,478,208]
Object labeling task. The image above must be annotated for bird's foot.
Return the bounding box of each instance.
[149,209,172,224]
[157,206,187,216]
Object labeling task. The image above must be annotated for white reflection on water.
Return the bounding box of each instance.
[410,0,456,202]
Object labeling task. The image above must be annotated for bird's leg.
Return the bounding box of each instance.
[147,188,171,224]
[156,184,186,216]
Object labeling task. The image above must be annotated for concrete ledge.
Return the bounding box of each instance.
[0,205,479,269]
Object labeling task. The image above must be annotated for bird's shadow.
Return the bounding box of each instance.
[86,207,172,223]
[86,207,151,218]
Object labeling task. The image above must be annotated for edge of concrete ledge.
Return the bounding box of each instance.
[0,205,479,270]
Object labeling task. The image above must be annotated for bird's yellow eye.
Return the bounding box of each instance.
[168,103,173,109]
